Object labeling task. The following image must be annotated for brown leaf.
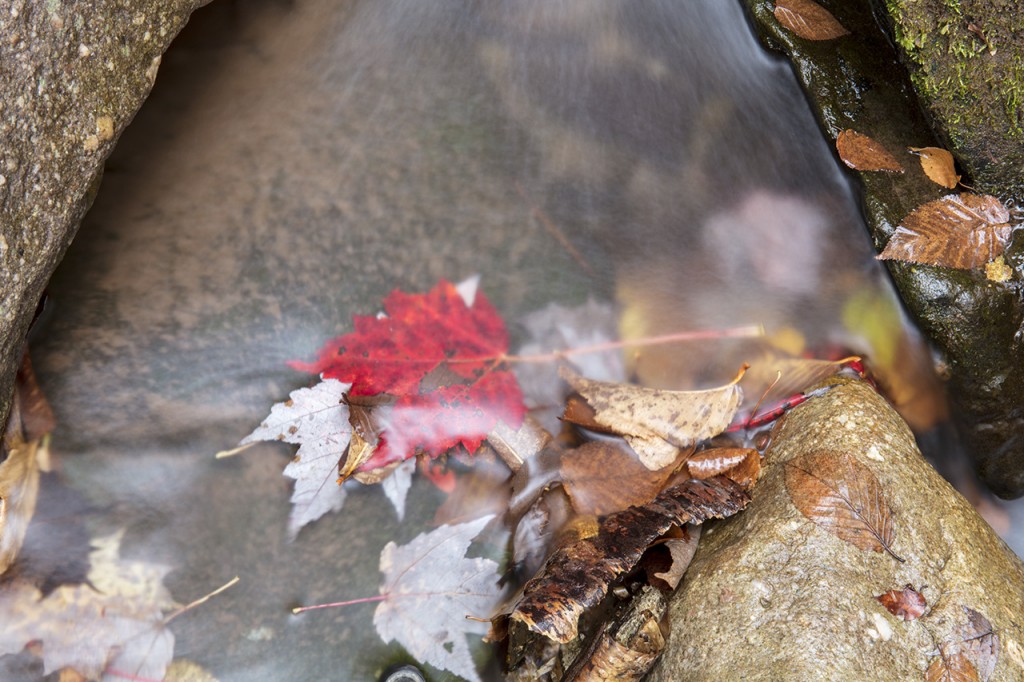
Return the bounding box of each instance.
[687,447,761,489]
[875,584,926,620]
[877,193,1012,270]
[954,607,999,681]
[836,130,904,172]
[784,450,903,561]
[560,367,743,470]
[773,0,850,41]
[650,525,701,590]
[910,146,961,188]
[926,651,980,682]
[561,440,676,516]
[508,476,749,643]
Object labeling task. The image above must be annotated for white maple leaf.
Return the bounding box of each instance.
[380,458,416,521]
[0,530,177,680]
[240,378,353,539]
[374,516,503,682]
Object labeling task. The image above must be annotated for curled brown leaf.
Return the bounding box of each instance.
[875,584,926,621]
[687,447,761,489]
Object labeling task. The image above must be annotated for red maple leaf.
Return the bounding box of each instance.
[290,280,526,469]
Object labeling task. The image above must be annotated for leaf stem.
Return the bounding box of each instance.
[163,576,240,625]
[292,593,389,614]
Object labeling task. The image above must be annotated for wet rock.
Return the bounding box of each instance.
[741,0,1024,497]
[882,0,1024,195]
[651,378,1024,681]
[0,0,206,432]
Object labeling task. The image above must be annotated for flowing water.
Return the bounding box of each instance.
[10,0,1021,680]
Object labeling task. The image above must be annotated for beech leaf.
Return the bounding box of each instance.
[926,651,980,682]
[686,447,762,490]
[560,440,675,516]
[374,516,504,682]
[875,584,926,621]
[507,476,749,644]
[0,531,177,681]
[239,378,352,539]
[560,367,743,470]
[836,130,904,172]
[910,146,961,188]
[877,193,1012,270]
[784,450,903,561]
[954,607,998,681]
[773,0,850,41]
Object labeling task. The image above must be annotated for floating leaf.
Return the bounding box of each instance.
[875,584,926,621]
[910,146,961,188]
[773,0,850,40]
[239,379,352,539]
[926,651,980,682]
[560,441,676,516]
[836,130,904,172]
[560,367,744,470]
[784,450,903,561]
[877,193,1012,270]
[374,517,504,682]
[507,476,749,644]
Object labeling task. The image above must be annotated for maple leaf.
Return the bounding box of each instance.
[0,530,177,681]
[290,279,526,470]
[373,516,504,682]
[239,378,353,539]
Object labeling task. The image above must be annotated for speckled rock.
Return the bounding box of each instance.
[741,0,1024,497]
[651,378,1024,681]
[0,0,206,432]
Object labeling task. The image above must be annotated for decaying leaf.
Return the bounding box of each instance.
[875,584,926,621]
[686,448,761,490]
[560,441,675,516]
[784,450,903,561]
[926,651,980,682]
[0,530,177,681]
[238,379,352,539]
[507,476,749,644]
[374,516,504,682]
[836,130,904,173]
[648,525,701,591]
[773,0,850,41]
[954,607,999,681]
[910,146,961,188]
[877,193,1012,270]
[560,367,743,470]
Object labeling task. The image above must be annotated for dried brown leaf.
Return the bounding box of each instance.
[877,193,1012,270]
[561,441,675,516]
[926,651,980,682]
[875,584,926,621]
[650,525,701,590]
[687,447,761,489]
[784,450,903,561]
[560,367,743,470]
[773,0,850,40]
[954,607,998,681]
[910,146,961,188]
[836,130,904,172]
[508,476,749,643]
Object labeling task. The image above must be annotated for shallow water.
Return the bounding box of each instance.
[12,0,1021,680]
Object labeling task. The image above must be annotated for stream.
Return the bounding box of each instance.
[15,0,1024,680]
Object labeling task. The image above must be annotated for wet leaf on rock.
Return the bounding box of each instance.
[877,193,1012,270]
[954,607,998,681]
[686,447,761,490]
[773,0,850,41]
[836,130,904,173]
[374,516,505,682]
[505,476,749,644]
[926,651,980,682]
[910,146,961,189]
[875,584,926,621]
[784,450,903,561]
[560,367,744,470]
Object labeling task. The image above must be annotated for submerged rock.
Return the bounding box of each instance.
[741,0,1024,497]
[0,0,206,431]
[651,378,1024,681]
